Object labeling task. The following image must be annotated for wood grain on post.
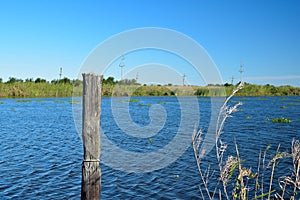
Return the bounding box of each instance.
[81,73,102,200]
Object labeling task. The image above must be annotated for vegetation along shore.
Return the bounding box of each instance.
[0,76,299,98]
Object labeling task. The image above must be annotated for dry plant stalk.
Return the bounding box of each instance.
[278,139,300,199]
[192,81,300,200]
[192,82,244,199]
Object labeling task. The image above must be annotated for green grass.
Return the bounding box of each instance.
[137,103,152,107]
[1,81,300,97]
[16,99,32,103]
[121,99,139,103]
[287,103,296,106]
[68,100,81,104]
[35,100,45,103]
[272,117,292,123]
[0,82,73,98]
[54,100,64,104]
[257,97,267,100]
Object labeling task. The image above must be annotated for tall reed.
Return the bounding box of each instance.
[192,82,300,199]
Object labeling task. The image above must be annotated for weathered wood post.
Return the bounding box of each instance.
[81,73,102,200]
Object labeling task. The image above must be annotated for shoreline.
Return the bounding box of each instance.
[1,82,300,98]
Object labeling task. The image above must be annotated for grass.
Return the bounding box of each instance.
[0,82,73,98]
[137,103,152,107]
[280,97,287,101]
[16,99,32,103]
[121,99,139,103]
[272,118,292,123]
[54,100,64,104]
[1,81,300,98]
[192,82,299,200]
[68,100,81,104]
[257,97,267,100]
[35,100,45,103]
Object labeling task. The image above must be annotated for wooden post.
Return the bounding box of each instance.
[81,73,102,200]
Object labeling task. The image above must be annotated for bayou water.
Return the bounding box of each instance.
[0,96,299,199]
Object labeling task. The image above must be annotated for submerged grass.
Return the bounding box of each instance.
[16,99,32,103]
[121,99,139,103]
[53,100,64,104]
[68,100,81,104]
[35,100,45,103]
[272,118,292,123]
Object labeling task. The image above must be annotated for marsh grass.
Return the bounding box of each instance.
[0,82,73,98]
[68,100,81,104]
[272,118,292,123]
[16,99,32,103]
[192,82,300,200]
[121,99,139,103]
[53,100,65,104]
[35,100,45,103]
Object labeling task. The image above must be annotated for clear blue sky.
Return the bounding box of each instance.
[0,0,299,86]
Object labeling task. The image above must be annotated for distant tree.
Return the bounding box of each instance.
[59,77,71,84]
[119,78,139,85]
[25,78,34,82]
[35,78,47,83]
[51,79,58,84]
[0,78,2,83]
[224,83,233,87]
[7,77,23,83]
[7,77,16,83]
[103,76,116,85]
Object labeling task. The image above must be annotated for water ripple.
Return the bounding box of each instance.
[0,96,299,199]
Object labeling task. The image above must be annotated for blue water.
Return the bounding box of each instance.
[0,96,299,199]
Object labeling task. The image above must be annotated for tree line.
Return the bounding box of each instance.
[0,77,74,84]
[195,82,300,96]
[0,76,299,97]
